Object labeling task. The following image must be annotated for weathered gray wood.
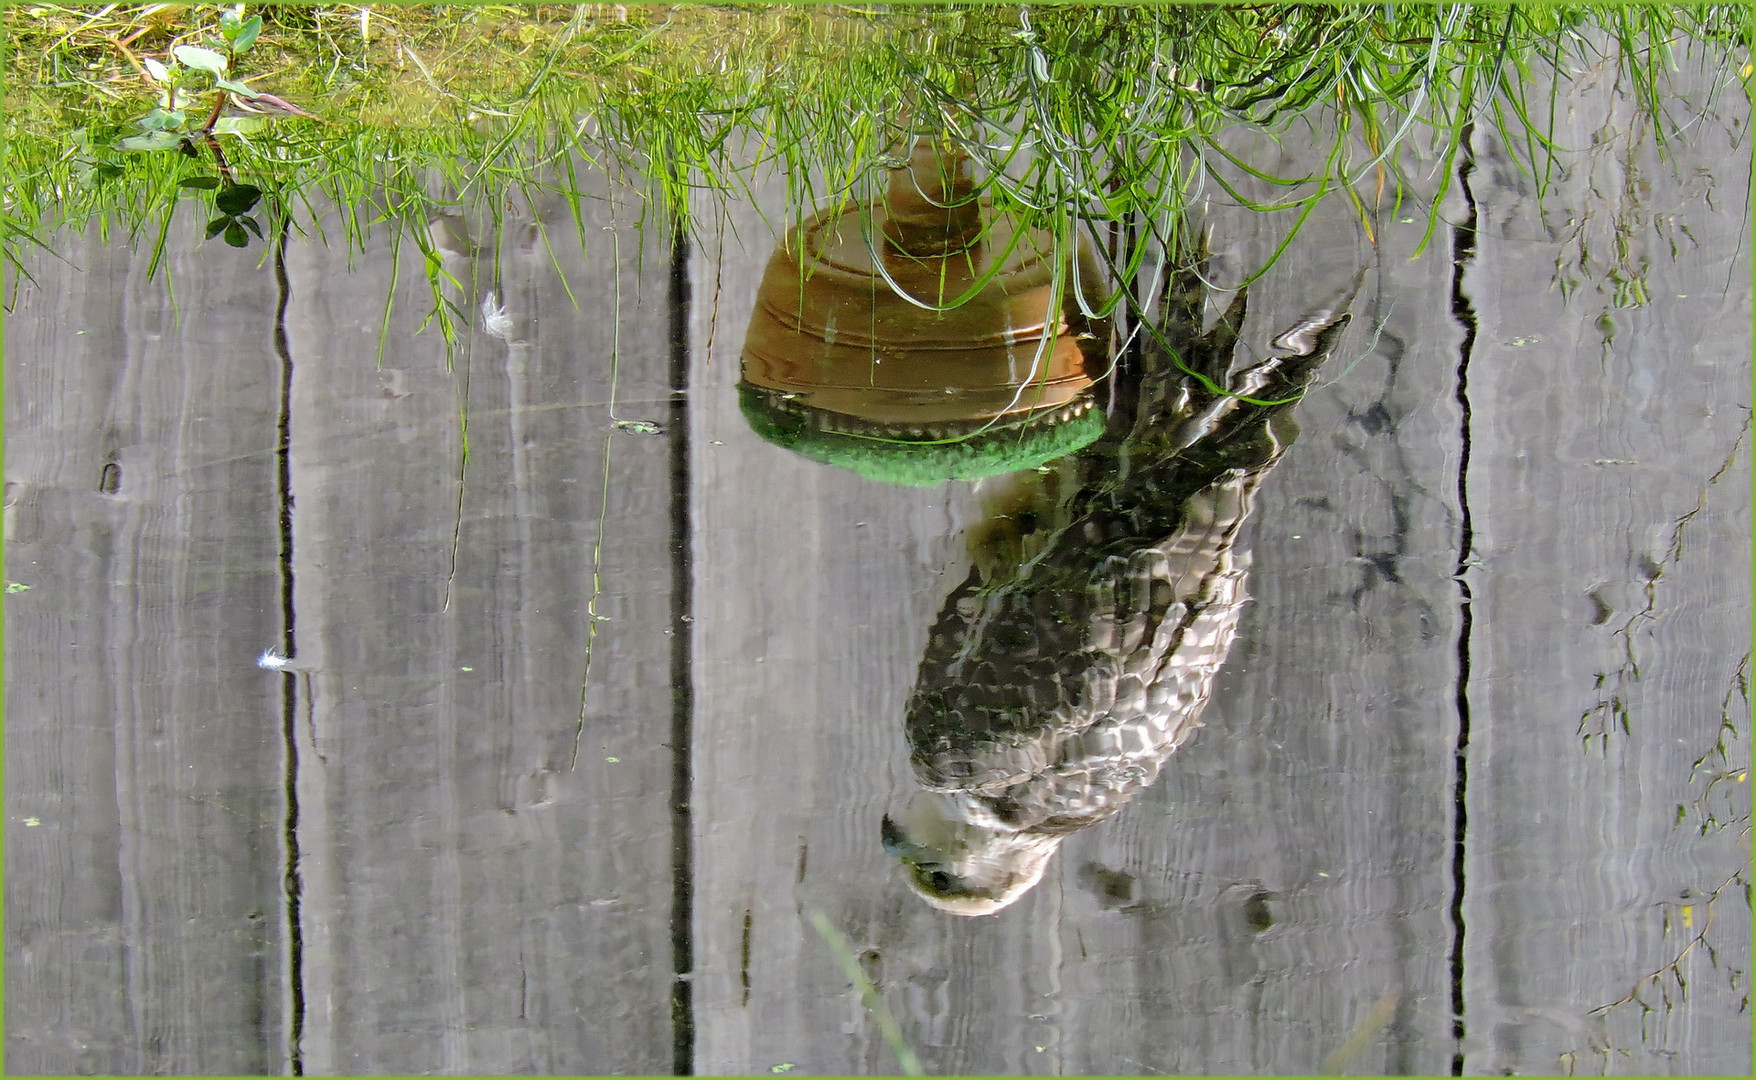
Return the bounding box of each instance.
[686,167,1008,1076]
[8,53,1745,1076]
[686,130,1463,1074]
[1461,50,1751,1076]
[686,70,1747,1076]
[281,172,676,1074]
[4,221,291,1073]
[1047,127,1467,1076]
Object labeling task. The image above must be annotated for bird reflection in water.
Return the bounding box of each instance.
[883,253,1365,915]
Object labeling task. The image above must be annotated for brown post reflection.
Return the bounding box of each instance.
[881,254,1366,914]
[738,138,1110,485]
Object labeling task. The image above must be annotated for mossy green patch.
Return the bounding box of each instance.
[739,383,1106,487]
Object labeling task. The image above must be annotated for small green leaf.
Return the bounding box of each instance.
[120,131,184,151]
[5,582,33,594]
[211,116,267,135]
[215,77,258,98]
[219,9,243,37]
[138,107,186,131]
[232,16,262,54]
[179,176,221,190]
[143,56,171,82]
[223,222,250,248]
[237,214,263,239]
[206,216,233,239]
[215,183,263,215]
[173,45,228,75]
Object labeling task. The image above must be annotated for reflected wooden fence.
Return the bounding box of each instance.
[6,68,1750,1076]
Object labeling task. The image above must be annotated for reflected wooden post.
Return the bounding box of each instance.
[690,126,1465,1073]
[279,168,677,1073]
[686,144,1020,1073]
[4,222,291,1074]
[738,137,1109,486]
[1458,62,1752,1072]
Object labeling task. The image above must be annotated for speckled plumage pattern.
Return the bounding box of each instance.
[907,467,1258,831]
[894,258,1361,909]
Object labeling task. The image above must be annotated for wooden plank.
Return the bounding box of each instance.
[5,221,291,1073]
[10,66,1742,1076]
[686,166,1007,1076]
[281,172,677,1073]
[690,70,1745,1071]
[1460,52,1752,1075]
[1044,128,1467,1076]
[687,126,1463,1073]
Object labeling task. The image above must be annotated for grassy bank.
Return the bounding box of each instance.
[5,3,1750,306]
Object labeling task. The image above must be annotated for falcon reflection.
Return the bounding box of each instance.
[883,253,1364,915]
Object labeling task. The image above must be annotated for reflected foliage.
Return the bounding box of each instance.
[6,4,1748,309]
[1579,866,1751,1071]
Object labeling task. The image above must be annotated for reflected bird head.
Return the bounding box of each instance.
[881,792,1062,916]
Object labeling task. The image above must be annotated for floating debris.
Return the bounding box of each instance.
[481,292,517,342]
[613,418,664,435]
[257,649,292,670]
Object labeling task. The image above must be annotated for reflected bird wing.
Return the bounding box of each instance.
[892,259,1364,911]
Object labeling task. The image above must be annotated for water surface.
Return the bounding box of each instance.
[5,41,1750,1079]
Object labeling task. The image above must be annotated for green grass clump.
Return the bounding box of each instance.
[4,3,1749,314]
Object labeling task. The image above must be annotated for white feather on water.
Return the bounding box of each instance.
[481,292,517,342]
